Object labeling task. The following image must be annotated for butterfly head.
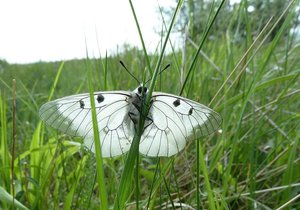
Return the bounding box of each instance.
[135,84,148,97]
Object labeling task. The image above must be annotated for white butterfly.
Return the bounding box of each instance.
[39,85,222,157]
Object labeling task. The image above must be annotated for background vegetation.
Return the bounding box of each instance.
[1,0,300,209]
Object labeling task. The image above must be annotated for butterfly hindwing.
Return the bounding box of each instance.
[139,92,222,157]
[39,91,135,157]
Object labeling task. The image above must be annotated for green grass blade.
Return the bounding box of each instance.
[113,1,183,209]
[29,61,65,207]
[179,0,225,96]
[0,95,10,193]
[63,155,88,210]
[281,129,299,204]
[113,134,141,209]
[47,62,65,101]
[0,187,29,210]
[146,0,183,102]
[162,172,175,209]
[86,53,108,210]
[197,140,216,210]
[128,0,151,76]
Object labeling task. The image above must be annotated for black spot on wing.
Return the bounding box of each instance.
[188,108,193,115]
[79,100,85,108]
[97,94,104,103]
[173,99,180,107]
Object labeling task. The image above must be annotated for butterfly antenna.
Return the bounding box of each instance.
[119,60,140,85]
[145,64,171,84]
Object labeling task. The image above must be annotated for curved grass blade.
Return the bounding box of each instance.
[113,1,184,209]
[179,0,225,96]
[86,49,108,210]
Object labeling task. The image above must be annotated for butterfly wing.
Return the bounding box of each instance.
[139,92,222,157]
[39,91,136,157]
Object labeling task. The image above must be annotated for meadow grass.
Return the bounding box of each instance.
[1,0,300,209]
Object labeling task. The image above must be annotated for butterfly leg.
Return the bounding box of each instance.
[144,116,153,130]
[128,110,153,131]
[128,111,139,125]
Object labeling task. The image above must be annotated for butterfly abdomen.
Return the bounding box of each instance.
[127,93,142,127]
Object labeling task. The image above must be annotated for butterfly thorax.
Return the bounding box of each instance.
[128,85,149,127]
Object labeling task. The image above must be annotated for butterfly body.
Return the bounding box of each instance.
[128,86,149,127]
[39,85,221,157]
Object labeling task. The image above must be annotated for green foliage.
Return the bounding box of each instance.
[165,0,297,41]
[1,0,300,209]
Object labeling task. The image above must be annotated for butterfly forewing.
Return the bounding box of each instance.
[39,91,135,157]
[139,92,222,157]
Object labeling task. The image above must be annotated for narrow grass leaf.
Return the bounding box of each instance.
[128,0,151,76]
[47,62,64,101]
[113,1,183,209]
[86,53,108,210]
[0,187,29,210]
[0,95,10,191]
[180,0,225,96]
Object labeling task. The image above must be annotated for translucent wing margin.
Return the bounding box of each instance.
[39,91,135,157]
[139,92,222,157]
